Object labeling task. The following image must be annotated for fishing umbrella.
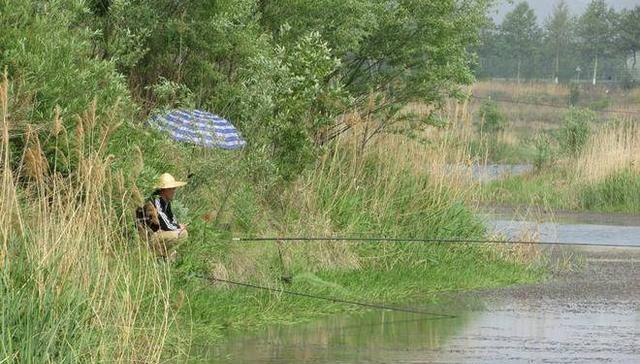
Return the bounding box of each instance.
[148,109,246,150]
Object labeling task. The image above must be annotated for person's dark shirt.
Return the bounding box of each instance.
[136,194,182,232]
[150,196,180,231]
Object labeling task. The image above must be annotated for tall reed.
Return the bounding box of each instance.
[0,73,178,362]
[574,118,640,183]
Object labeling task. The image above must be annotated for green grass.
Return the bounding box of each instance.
[479,169,571,208]
[578,169,640,212]
[479,167,640,214]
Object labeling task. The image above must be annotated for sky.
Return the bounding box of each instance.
[492,0,640,23]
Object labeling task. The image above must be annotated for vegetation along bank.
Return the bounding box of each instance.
[0,1,553,362]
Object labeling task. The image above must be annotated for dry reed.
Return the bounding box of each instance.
[574,118,640,183]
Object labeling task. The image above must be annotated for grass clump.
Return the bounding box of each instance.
[557,108,595,157]
[579,169,640,212]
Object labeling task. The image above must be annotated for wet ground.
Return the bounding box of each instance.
[208,221,640,363]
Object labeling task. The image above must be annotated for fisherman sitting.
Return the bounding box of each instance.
[136,173,189,259]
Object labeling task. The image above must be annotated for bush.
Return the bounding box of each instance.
[533,133,555,170]
[477,100,507,134]
[557,108,595,156]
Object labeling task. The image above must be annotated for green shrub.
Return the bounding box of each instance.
[568,83,580,106]
[533,133,555,170]
[557,108,595,156]
[477,100,507,133]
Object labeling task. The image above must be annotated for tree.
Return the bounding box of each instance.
[82,0,493,177]
[475,17,505,78]
[576,0,616,85]
[544,0,571,84]
[500,2,541,83]
[617,7,640,71]
[262,0,492,142]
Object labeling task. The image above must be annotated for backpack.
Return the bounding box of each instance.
[135,199,161,233]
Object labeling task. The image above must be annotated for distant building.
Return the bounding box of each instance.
[627,51,640,81]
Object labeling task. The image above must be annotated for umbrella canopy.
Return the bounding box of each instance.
[148,109,246,150]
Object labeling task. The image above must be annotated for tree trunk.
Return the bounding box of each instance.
[554,50,560,84]
[592,54,598,86]
[517,59,521,84]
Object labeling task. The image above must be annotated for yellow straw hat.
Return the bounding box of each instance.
[154,173,187,189]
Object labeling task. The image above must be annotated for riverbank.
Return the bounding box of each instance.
[207,226,640,363]
[176,240,544,355]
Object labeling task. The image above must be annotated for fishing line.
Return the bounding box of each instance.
[209,277,457,319]
[207,235,638,319]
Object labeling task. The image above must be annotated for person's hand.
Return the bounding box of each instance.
[179,224,188,231]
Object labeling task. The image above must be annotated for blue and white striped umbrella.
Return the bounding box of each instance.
[148,109,246,150]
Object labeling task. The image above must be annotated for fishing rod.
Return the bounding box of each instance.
[231,236,640,249]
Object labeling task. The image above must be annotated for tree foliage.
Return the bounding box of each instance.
[1,0,492,180]
[82,0,490,178]
[545,0,571,82]
[617,7,640,70]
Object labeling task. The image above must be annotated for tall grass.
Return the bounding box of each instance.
[574,119,640,183]
[0,74,179,362]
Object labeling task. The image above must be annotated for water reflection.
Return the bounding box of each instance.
[207,298,640,363]
[206,308,478,363]
[446,164,534,182]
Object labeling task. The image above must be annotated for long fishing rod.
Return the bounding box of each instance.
[209,277,457,319]
[231,236,640,249]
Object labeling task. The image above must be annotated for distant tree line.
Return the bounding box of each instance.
[477,0,640,85]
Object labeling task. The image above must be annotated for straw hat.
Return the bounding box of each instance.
[154,173,187,189]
